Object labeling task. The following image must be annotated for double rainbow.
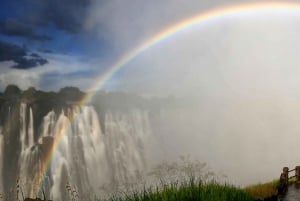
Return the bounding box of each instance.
[36,1,300,196]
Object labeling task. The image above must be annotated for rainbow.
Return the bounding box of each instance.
[36,1,300,197]
[83,1,300,103]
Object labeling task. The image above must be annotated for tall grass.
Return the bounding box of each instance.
[244,180,278,200]
[95,179,254,201]
[78,157,255,201]
[1,157,256,201]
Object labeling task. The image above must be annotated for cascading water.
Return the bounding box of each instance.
[19,103,42,198]
[0,130,3,192]
[11,103,153,200]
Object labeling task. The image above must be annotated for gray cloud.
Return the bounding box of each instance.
[24,0,92,33]
[0,0,92,41]
[0,52,98,91]
[0,19,51,41]
[12,57,48,69]
[0,40,48,69]
[0,41,26,61]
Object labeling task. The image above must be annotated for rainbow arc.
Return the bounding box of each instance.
[36,1,300,195]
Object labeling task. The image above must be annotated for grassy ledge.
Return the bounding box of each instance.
[243,180,278,200]
[93,179,254,201]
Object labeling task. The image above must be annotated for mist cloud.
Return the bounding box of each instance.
[85,0,300,186]
[90,5,300,97]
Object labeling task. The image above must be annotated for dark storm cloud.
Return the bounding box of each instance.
[24,0,92,33]
[0,0,92,41]
[0,40,48,69]
[0,19,51,41]
[0,41,26,61]
[12,57,48,69]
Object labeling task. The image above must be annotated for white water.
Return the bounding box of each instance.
[16,103,154,200]
[19,103,40,197]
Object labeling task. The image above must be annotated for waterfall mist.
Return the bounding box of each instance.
[96,11,300,187]
[0,82,299,200]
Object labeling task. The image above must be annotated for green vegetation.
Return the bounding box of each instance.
[1,179,257,201]
[93,179,254,201]
[82,156,255,201]
[244,180,278,200]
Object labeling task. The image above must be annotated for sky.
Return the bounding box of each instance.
[0,0,300,96]
[0,0,258,93]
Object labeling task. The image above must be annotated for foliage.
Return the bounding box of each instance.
[91,156,253,201]
[3,85,21,97]
[58,86,84,102]
[244,180,278,200]
[64,156,254,201]
[95,179,254,201]
[147,155,215,185]
[66,182,79,201]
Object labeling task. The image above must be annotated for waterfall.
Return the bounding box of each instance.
[28,107,34,148]
[13,103,153,200]
[19,103,40,198]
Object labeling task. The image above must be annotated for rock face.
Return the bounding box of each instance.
[0,85,158,200]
